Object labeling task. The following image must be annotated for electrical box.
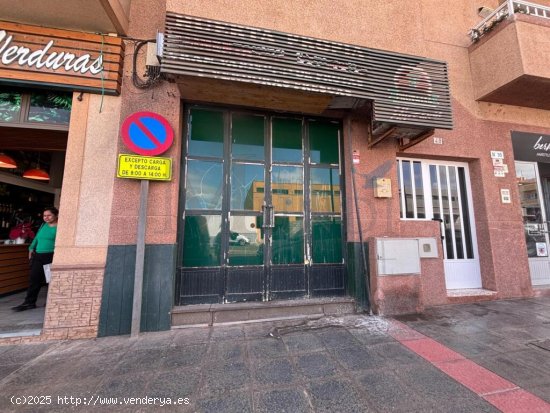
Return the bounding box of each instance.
[374,178,392,198]
[417,237,438,258]
[146,42,160,67]
[376,238,420,275]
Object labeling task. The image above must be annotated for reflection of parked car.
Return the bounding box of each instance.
[229,232,250,246]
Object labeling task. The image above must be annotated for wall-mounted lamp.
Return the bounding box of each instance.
[0,153,17,168]
[478,6,494,18]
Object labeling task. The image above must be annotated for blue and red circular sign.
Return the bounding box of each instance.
[121,111,174,156]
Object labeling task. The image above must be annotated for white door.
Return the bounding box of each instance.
[397,159,481,289]
[428,162,481,289]
[515,161,550,286]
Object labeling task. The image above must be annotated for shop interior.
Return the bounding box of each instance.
[0,88,69,335]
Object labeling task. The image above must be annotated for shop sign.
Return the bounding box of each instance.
[0,21,124,95]
[121,112,174,156]
[161,13,453,131]
[117,154,172,181]
[512,131,550,163]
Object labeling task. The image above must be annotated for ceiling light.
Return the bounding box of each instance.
[0,153,17,168]
[23,168,50,180]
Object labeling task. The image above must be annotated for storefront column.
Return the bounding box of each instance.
[42,93,121,340]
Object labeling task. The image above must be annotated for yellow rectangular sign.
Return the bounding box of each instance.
[117,154,172,181]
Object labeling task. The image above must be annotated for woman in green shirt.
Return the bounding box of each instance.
[12,207,58,312]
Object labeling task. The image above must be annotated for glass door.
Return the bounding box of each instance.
[178,107,345,304]
[515,161,550,285]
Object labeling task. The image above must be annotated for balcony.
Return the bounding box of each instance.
[0,0,130,35]
[468,1,550,109]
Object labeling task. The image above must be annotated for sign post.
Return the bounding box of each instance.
[119,111,173,338]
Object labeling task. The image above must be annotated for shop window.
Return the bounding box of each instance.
[0,89,72,127]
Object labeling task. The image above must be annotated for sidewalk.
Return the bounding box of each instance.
[0,297,549,412]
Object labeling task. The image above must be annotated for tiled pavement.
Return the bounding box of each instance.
[0,297,549,412]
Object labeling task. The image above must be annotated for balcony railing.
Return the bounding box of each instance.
[469,0,550,42]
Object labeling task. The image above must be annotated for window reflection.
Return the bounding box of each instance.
[272,216,304,264]
[232,113,265,160]
[185,160,223,210]
[309,121,339,164]
[272,117,302,163]
[183,215,222,267]
[189,108,224,157]
[312,217,342,263]
[28,92,71,124]
[228,215,264,266]
[0,91,22,123]
[231,163,264,211]
[516,162,547,257]
[311,168,340,213]
[272,166,303,213]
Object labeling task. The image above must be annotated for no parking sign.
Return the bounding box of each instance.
[121,111,173,156]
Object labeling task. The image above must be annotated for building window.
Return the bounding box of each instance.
[0,89,72,128]
[397,159,425,219]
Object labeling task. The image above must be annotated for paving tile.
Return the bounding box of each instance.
[1,343,52,364]
[308,379,372,413]
[0,363,22,380]
[148,368,201,398]
[433,359,517,395]
[315,328,361,349]
[348,328,395,346]
[201,360,251,393]
[373,341,425,365]
[247,337,288,359]
[358,369,431,412]
[210,326,245,342]
[96,371,151,398]
[196,391,252,413]
[254,388,311,413]
[295,352,338,379]
[254,358,296,386]
[282,332,324,354]
[329,344,386,371]
[161,344,207,369]
[400,337,465,363]
[205,341,245,362]
[472,353,549,388]
[110,348,165,375]
[172,328,211,346]
[484,388,550,413]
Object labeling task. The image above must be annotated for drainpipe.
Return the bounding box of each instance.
[347,117,372,315]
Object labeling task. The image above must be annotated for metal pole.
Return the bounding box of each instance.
[347,117,371,314]
[131,179,149,338]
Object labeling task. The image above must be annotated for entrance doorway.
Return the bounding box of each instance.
[397,159,481,289]
[516,161,550,286]
[177,107,345,304]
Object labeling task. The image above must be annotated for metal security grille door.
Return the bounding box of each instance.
[397,159,481,289]
[177,107,345,304]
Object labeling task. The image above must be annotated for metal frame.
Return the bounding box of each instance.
[177,104,346,304]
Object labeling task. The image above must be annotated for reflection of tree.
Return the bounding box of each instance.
[0,92,22,122]
[183,216,217,267]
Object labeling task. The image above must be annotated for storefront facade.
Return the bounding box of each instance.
[3,0,550,341]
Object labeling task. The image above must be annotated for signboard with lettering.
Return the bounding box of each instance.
[0,21,124,95]
[512,131,550,163]
[161,13,452,131]
[117,155,172,181]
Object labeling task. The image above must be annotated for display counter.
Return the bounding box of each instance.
[0,244,29,295]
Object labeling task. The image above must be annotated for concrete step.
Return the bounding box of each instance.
[446,288,498,304]
[171,297,356,327]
